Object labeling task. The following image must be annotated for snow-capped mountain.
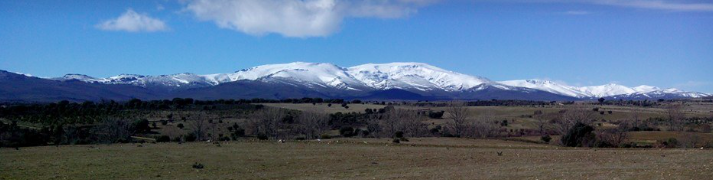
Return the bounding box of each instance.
[56,62,507,92]
[500,79,710,99]
[499,80,589,98]
[57,73,218,90]
[347,62,497,91]
[221,62,369,91]
[40,62,711,101]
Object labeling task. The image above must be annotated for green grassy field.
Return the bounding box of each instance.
[2,138,713,180]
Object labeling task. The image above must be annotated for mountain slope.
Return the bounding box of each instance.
[0,70,160,102]
[500,79,710,99]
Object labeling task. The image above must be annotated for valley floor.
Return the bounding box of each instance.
[2,138,712,180]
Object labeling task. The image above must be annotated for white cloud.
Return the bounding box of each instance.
[96,9,169,32]
[183,0,436,38]
[478,0,713,12]
[587,0,713,11]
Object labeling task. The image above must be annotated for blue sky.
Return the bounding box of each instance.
[1,0,712,92]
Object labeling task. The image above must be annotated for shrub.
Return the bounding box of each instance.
[160,120,168,125]
[132,119,151,133]
[430,128,440,135]
[663,138,679,148]
[156,135,171,142]
[561,122,595,147]
[340,127,355,137]
[185,133,197,142]
[541,135,552,143]
[257,133,269,140]
[230,128,245,140]
[192,162,204,169]
[392,138,400,143]
[428,111,445,119]
[176,123,184,129]
[320,134,331,139]
[394,131,404,138]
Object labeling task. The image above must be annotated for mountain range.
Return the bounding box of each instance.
[1,62,709,102]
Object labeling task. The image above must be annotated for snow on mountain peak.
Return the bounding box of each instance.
[499,79,588,97]
[60,74,100,82]
[577,83,636,98]
[347,62,492,91]
[223,62,365,90]
[633,85,661,93]
[42,62,711,99]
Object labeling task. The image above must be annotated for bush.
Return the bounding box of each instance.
[430,128,440,135]
[663,138,679,148]
[561,122,595,147]
[192,162,204,169]
[340,127,355,137]
[392,138,400,143]
[176,123,184,129]
[132,119,151,133]
[156,135,171,142]
[160,120,168,125]
[428,111,445,119]
[257,133,269,140]
[541,135,552,143]
[230,128,245,140]
[185,134,197,142]
[320,134,331,139]
[394,131,404,138]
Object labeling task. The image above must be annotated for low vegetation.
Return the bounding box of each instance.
[1,98,713,178]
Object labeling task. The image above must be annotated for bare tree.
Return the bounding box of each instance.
[381,109,404,138]
[446,101,471,137]
[93,117,132,144]
[190,111,209,141]
[629,105,643,128]
[554,104,595,135]
[533,110,547,135]
[400,110,428,137]
[597,121,630,147]
[472,109,500,138]
[666,103,685,131]
[250,107,287,139]
[297,111,329,139]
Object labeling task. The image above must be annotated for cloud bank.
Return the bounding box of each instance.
[96,9,169,32]
[183,0,436,37]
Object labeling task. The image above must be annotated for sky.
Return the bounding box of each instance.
[0,0,712,92]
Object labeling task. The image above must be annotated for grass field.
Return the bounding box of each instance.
[2,138,713,180]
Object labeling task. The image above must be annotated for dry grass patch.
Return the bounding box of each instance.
[3,138,713,179]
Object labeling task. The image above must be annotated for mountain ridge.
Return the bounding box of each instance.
[2,62,709,102]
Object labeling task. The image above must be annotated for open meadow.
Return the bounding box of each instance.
[3,138,713,180]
